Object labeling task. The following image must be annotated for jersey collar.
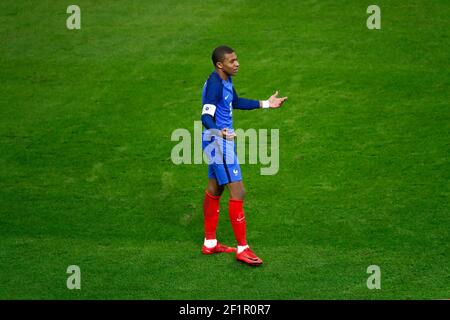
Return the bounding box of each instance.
[213,70,233,87]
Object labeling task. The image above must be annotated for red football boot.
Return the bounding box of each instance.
[236,247,263,266]
[202,243,236,255]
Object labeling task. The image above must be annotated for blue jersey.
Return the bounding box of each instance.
[201,71,259,132]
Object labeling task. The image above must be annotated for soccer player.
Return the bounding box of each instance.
[200,46,287,266]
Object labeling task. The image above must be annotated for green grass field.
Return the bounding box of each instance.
[1,0,449,299]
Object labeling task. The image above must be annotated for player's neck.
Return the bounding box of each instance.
[215,68,230,82]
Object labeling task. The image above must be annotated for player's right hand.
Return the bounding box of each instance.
[221,128,236,140]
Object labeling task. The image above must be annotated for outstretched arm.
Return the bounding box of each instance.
[233,89,288,110]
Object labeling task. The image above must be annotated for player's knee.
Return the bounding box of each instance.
[207,185,223,197]
[232,188,245,200]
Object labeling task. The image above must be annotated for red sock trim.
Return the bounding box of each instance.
[205,191,221,200]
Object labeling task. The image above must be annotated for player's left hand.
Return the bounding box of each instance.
[268,91,288,108]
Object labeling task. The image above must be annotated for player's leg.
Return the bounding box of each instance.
[225,167,263,265]
[202,169,235,254]
[201,134,233,254]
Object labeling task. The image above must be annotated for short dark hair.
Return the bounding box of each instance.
[211,46,234,67]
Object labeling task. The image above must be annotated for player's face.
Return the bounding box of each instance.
[220,52,240,76]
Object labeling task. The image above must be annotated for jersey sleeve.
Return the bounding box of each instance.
[232,87,260,110]
[201,114,218,129]
[201,77,221,129]
[202,78,221,106]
